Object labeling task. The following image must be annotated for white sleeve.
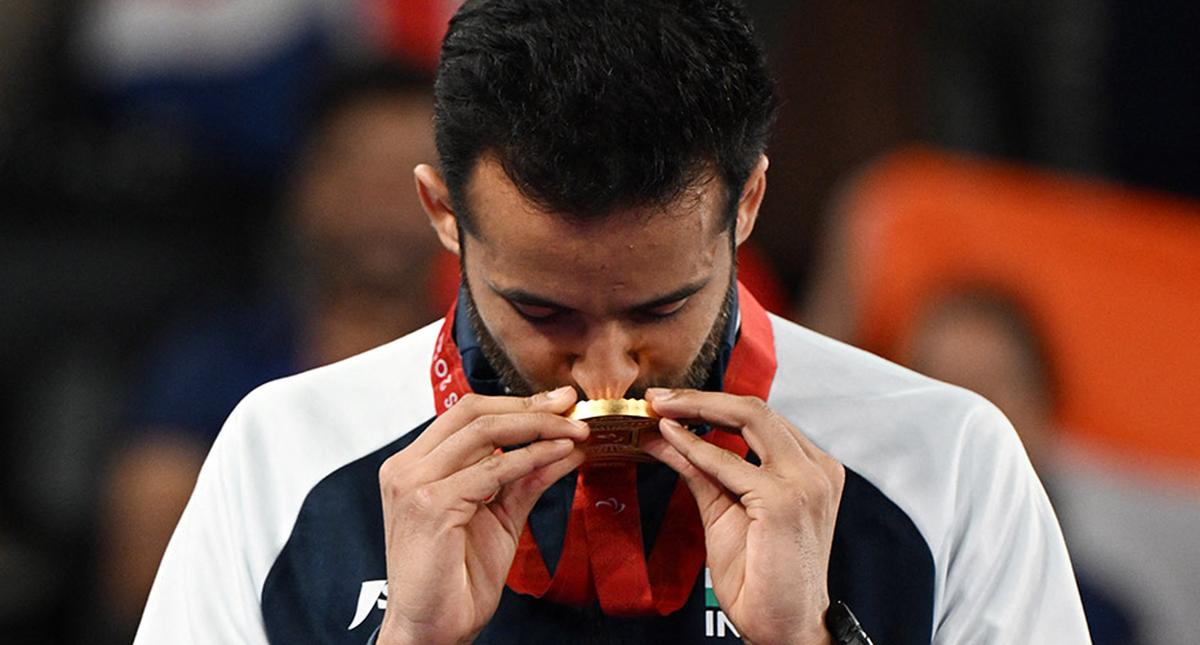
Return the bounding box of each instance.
[133,404,271,645]
[934,403,1092,644]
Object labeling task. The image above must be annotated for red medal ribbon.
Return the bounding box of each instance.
[430,282,777,615]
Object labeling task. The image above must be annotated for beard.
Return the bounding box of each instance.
[462,270,736,399]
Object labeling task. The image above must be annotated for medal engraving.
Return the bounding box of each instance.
[568,399,660,464]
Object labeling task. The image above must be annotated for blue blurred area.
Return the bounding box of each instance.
[98,30,327,182]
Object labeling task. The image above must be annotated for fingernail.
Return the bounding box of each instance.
[552,438,574,448]
[660,417,685,433]
[646,387,674,401]
[547,385,573,400]
[568,417,590,432]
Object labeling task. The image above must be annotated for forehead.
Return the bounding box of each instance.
[462,158,729,304]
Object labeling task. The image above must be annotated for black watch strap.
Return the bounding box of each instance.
[825,600,875,645]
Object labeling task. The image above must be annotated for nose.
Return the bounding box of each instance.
[570,322,641,400]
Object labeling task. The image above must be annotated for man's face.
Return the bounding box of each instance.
[295,93,439,297]
[457,158,737,400]
[908,298,1054,472]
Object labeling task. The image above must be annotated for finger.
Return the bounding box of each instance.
[493,447,587,532]
[647,388,808,466]
[436,438,577,507]
[413,386,579,455]
[656,417,763,497]
[422,412,588,480]
[641,435,737,522]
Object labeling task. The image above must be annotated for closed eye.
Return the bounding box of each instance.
[511,301,566,321]
[636,298,689,321]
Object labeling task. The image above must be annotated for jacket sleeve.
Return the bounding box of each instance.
[933,402,1093,644]
[133,403,272,644]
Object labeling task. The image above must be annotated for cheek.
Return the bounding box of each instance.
[476,300,565,372]
[652,288,733,377]
[500,323,561,369]
[641,323,706,366]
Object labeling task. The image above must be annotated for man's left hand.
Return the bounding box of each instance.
[643,388,844,645]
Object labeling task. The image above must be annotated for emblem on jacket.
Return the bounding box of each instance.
[704,568,740,638]
[348,580,388,630]
[348,572,743,637]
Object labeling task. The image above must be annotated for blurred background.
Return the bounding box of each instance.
[0,1,1196,643]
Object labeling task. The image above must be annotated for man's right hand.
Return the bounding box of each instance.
[376,386,588,645]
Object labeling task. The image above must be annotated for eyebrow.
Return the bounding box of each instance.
[487,277,712,314]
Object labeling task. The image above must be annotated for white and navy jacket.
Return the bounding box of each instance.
[135,309,1092,644]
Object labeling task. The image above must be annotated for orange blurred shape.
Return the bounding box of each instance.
[844,146,1200,474]
[737,241,789,315]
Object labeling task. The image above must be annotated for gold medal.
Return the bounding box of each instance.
[567,398,660,464]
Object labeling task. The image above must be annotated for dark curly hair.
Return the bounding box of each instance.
[434,0,777,233]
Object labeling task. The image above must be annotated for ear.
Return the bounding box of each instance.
[414,164,462,256]
[733,154,769,247]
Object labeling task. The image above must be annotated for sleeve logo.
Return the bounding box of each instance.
[348,580,388,630]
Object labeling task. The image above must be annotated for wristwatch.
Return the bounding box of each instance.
[825,601,874,645]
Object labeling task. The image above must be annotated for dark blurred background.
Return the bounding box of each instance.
[1,1,1196,643]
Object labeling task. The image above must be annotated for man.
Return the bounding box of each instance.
[904,290,1136,645]
[106,62,448,639]
[135,1,1091,643]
